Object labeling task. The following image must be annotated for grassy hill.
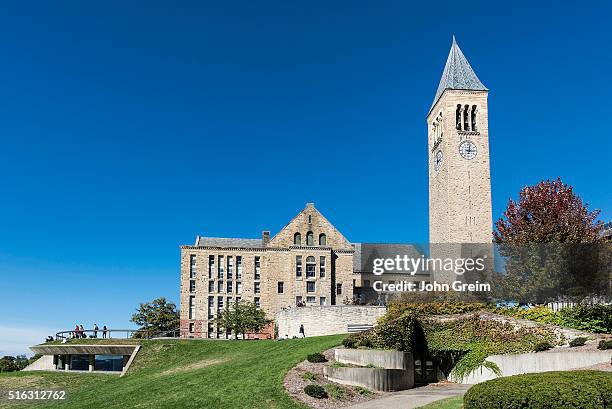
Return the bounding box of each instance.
[0,335,345,409]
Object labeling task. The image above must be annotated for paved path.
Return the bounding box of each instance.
[347,384,470,409]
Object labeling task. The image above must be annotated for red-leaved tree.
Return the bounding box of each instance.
[494,178,603,244]
[493,178,608,303]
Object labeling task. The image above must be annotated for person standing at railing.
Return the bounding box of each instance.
[102,325,108,339]
[74,324,80,339]
[93,324,99,338]
[79,325,85,338]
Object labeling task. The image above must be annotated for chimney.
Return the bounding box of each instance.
[262,231,270,246]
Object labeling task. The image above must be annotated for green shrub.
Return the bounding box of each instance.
[301,371,316,381]
[364,363,380,368]
[569,337,587,347]
[306,353,327,363]
[494,304,612,334]
[388,301,487,318]
[324,384,345,399]
[304,384,327,399]
[329,361,348,368]
[342,335,358,348]
[533,341,553,352]
[464,371,612,409]
[598,339,612,350]
[353,386,371,396]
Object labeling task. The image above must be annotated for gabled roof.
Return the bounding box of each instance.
[431,36,487,111]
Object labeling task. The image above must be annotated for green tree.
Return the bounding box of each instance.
[0,356,18,372]
[131,297,180,337]
[214,301,271,339]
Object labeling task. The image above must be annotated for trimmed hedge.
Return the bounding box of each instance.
[464,371,612,409]
[304,384,327,399]
[533,341,553,352]
[598,339,612,350]
[306,353,327,363]
[569,337,587,347]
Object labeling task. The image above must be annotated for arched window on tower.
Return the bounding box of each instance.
[294,232,301,245]
[306,231,314,246]
[471,105,477,131]
[463,104,470,131]
[456,105,462,130]
[319,233,327,246]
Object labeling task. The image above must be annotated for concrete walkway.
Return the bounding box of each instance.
[347,384,470,409]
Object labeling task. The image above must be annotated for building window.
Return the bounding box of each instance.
[306,256,315,278]
[254,282,261,294]
[189,323,194,333]
[208,296,214,319]
[306,231,314,246]
[236,256,242,280]
[456,104,462,130]
[190,255,196,278]
[296,256,302,277]
[254,297,260,308]
[254,256,261,280]
[320,297,326,306]
[236,296,241,303]
[189,280,196,293]
[227,281,233,293]
[471,105,477,131]
[364,280,370,288]
[464,104,470,131]
[336,283,342,295]
[218,280,223,293]
[307,281,315,293]
[188,296,195,320]
[294,232,301,245]
[277,281,284,294]
[306,296,316,304]
[208,255,215,279]
[227,256,233,280]
[319,234,326,246]
[218,256,224,279]
[217,296,224,313]
[308,215,312,223]
[208,280,215,293]
[236,282,242,294]
[296,296,303,306]
[320,256,326,278]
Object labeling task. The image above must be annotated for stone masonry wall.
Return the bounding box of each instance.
[275,306,386,338]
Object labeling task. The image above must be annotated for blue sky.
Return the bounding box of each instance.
[1,1,611,355]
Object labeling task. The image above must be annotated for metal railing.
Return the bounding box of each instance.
[54,328,183,341]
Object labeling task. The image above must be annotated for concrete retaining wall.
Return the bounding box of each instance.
[453,349,612,384]
[23,355,55,371]
[324,366,413,391]
[335,348,412,371]
[275,306,386,338]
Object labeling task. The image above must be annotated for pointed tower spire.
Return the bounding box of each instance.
[431,37,487,110]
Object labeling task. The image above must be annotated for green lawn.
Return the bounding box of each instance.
[0,335,345,409]
[418,396,463,409]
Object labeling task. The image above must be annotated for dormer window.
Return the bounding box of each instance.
[294,232,301,245]
[306,231,314,246]
[319,233,327,246]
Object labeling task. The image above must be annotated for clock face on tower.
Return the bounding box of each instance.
[434,150,443,171]
[459,140,477,160]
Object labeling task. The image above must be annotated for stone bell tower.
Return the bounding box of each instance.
[428,36,492,245]
[428,37,493,283]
